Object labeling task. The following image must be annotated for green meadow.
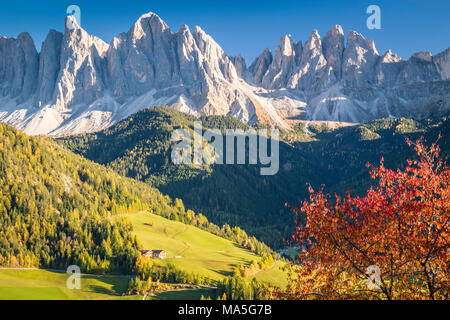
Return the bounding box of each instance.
[253,261,288,289]
[126,211,287,287]
[0,269,136,300]
[0,269,217,300]
[0,211,287,300]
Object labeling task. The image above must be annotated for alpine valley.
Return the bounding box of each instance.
[0,11,449,301]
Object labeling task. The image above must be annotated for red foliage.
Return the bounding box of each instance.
[275,138,449,300]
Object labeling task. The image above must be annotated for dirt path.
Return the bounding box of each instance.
[254,260,279,275]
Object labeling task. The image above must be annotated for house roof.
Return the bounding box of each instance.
[140,250,166,254]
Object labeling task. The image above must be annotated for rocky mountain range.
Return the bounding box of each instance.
[0,12,449,135]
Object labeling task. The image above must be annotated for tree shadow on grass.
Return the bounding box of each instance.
[84,275,129,296]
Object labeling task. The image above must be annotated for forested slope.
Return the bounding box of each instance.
[0,122,273,275]
[60,107,450,245]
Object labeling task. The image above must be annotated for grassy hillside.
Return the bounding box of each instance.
[0,209,287,300]
[125,211,285,287]
[0,121,274,271]
[60,107,450,246]
[253,261,287,289]
[128,212,259,280]
[0,269,134,300]
[0,269,219,300]
[0,122,285,299]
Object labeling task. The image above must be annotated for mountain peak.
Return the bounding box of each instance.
[323,25,345,79]
[249,48,273,85]
[301,30,322,55]
[17,32,34,42]
[381,49,403,63]
[309,29,321,40]
[304,29,322,52]
[229,55,247,77]
[1,12,449,135]
[130,11,170,39]
[141,12,166,23]
[178,24,190,33]
[137,11,160,19]
[193,25,206,35]
[135,11,168,27]
[412,51,433,62]
[347,30,362,41]
[326,24,344,37]
[347,30,378,55]
[65,15,81,32]
[277,35,294,56]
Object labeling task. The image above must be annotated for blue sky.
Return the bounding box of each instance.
[0,0,448,63]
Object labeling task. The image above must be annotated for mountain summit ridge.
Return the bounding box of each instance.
[0,12,449,135]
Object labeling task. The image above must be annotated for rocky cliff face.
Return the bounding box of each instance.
[0,13,449,135]
[247,25,449,123]
[36,30,63,105]
[434,47,450,80]
[0,32,39,103]
[1,13,275,135]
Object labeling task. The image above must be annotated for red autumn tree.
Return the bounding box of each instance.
[274,138,449,300]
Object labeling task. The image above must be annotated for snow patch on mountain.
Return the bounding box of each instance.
[0,13,449,135]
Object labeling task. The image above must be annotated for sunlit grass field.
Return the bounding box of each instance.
[0,211,287,300]
[0,269,218,300]
[127,211,260,280]
[0,269,136,300]
[126,211,287,287]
